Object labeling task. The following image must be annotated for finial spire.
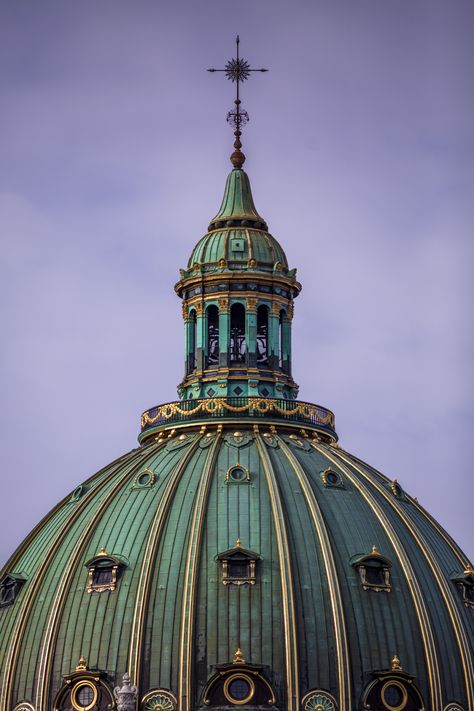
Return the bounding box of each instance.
[208,36,268,169]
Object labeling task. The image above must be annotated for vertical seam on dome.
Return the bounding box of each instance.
[0,445,147,711]
[200,231,215,264]
[246,229,254,260]
[178,433,222,711]
[255,434,299,711]
[128,434,204,689]
[35,445,165,711]
[332,448,474,711]
[261,230,276,264]
[277,438,352,711]
[313,443,444,711]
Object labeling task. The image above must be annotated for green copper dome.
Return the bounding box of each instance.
[1,61,473,711]
[1,429,473,711]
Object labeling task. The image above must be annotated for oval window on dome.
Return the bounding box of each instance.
[224,674,255,705]
[321,468,345,489]
[133,468,156,489]
[381,680,408,711]
[71,681,98,711]
[226,465,250,483]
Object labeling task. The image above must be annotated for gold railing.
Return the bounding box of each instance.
[140,396,336,436]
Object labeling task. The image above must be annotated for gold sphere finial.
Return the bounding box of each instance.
[233,647,246,664]
[98,547,108,556]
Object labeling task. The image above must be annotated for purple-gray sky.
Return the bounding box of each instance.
[1,0,473,566]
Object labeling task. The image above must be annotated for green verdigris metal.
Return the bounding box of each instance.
[0,161,473,711]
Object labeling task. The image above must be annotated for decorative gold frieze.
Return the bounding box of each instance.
[141,397,335,428]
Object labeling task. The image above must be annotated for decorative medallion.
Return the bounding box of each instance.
[444,705,465,711]
[199,432,217,448]
[286,434,311,451]
[13,704,35,711]
[302,690,338,711]
[262,432,279,448]
[141,690,177,711]
[166,433,194,451]
[223,431,254,448]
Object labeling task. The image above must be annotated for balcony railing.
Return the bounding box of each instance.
[140,396,336,439]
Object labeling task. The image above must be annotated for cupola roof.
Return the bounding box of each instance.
[208,168,268,232]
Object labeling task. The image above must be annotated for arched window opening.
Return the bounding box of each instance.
[207,305,219,367]
[351,545,392,592]
[230,303,246,363]
[257,305,269,366]
[189,310,197,374]
[278,310,285,370]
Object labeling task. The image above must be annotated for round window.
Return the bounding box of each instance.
[224,674,255,705]
[138,472,151,486]
[381,681,407,711]
[326,471,339,486]
[72,681,98,711]
[230,467,246,482]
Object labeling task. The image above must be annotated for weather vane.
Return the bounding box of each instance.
[208,36,268,168]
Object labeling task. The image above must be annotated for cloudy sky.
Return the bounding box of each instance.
[1,0,473,566]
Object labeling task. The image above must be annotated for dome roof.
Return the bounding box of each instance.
[1,424,473,711]
[188,227,289,273]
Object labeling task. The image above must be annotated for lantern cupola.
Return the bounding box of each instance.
[175,164,301,401]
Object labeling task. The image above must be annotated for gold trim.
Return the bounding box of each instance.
[312,443,444,711]
[380,680,408,711]
[223,673,255,705]
[255,434,300,711]
[71,680,98,711]
[0,445,151,711]
[277,437,352,711]
[178,433,222,711]
[331,446,474,711]
[128,435,203,685]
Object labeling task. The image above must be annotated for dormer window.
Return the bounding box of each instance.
[352,545,392,592]
[0,573,26,608]
[362,655,424,710]
[85,549,126,594]
[217,540,261,586]
[202,648,276,707]
[452,567,474,609]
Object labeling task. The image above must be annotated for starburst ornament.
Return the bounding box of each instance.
[208,36,268,168]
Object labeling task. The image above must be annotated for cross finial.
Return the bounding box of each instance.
[208,36,268,169]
